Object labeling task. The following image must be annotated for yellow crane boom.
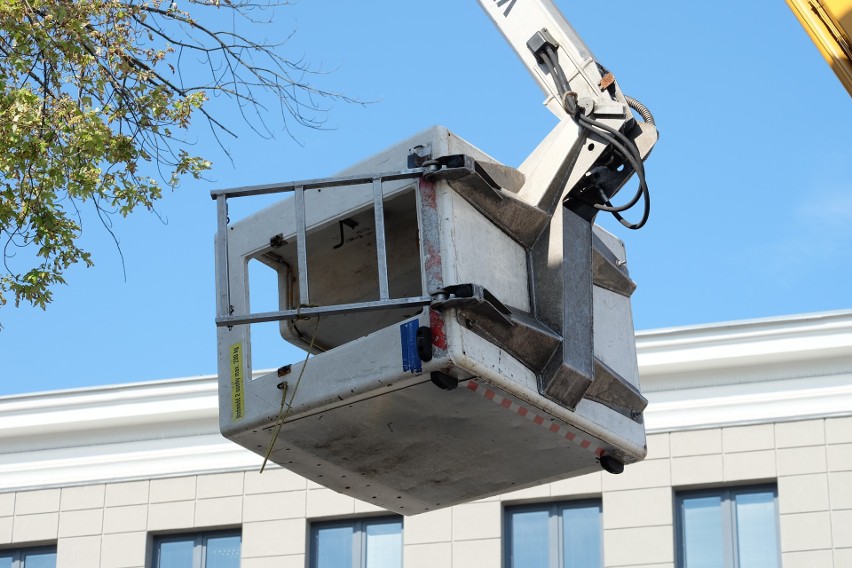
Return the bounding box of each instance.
[787,0,852,95]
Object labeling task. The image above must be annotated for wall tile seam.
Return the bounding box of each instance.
[780,545,835,553]
[602,487,670,495]
[447,534,502,543]
[603,522,675,530]
[779,508,833,516]
[402,538,453,546]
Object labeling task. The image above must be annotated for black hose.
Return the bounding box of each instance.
[541,46,653,229]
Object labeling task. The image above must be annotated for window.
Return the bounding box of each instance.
[676,485,780,568]
[310,516,402,568]
[0,547,56,568]
[505,500,603,568]
[152,531,240,568]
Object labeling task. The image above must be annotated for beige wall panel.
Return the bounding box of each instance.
[778,474,830,514]
[452,538,501,567]
[604,525,673,566]
[826,416,852,444]
[404,507,452,545]
[451,501,501,541]
[835,547,852,566]
[0,516,12,544]
[104,481,149,508]
[722,449,776,482]
[779,511,833,552]
[781,549,834,568]
[670,454,723,487]
[149,477,197,504]
[603,487,673,530]
[722,424,774,453]
[777,446,828,476]
[670,429,722,457]
[58,508,104,538]
[828,471,852,509]
[100,532,146,568]
[196,472,245,499]
[243,491,306,522]
[103,505,147,534]
[0,494,13,517]
[147,500,195,531]
[58,535,102,568]
[242,519,306,557]
[776,420,826,448]
[195,495,242,527]
[645,433,670,460]
[12,512,59,542]
[831,509,852,548]
[61,485,105,511]
[14,489,60,516]
[828,443,852,472]
[403,542,451,568]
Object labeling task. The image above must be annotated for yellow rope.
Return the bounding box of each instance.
[260,315,320,473]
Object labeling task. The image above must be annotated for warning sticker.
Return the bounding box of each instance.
[230,342,245,421]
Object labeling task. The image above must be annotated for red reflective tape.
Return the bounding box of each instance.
[429,309,448,350]
[460,377,602,457]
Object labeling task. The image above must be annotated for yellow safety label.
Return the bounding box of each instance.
[230,342,245,421]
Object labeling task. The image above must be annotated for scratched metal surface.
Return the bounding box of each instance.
[264,377,604,515]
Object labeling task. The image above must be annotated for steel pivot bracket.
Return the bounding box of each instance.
[540,205,596,409]
[423,154,525,196]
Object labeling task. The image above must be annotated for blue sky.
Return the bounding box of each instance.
[2,1,850,395]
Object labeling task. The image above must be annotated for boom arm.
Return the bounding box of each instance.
[477,0,610,117]
[477,0,658,230]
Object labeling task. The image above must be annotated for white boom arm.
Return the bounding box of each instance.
[477,0,607,116]
[477,0,658,230]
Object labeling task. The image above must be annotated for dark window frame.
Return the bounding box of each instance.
[0,546,57,568]
[309,515,403,568]
[504,499,604,568]
[675,484,781,568]
[152,529,241,568]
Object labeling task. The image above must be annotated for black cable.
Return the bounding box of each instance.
[578,115,650,229]
[538,43,652,229]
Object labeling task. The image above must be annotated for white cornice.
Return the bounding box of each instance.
[636,309,852,391]
[0,310,850,492]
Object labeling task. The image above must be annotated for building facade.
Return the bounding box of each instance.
[1,310,851,567]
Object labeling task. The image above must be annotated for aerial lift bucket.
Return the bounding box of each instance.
[213,126,648,515]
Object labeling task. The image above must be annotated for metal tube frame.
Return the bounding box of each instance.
[212,167,429,328]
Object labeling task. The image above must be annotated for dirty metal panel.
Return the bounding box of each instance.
[262,378,606,515]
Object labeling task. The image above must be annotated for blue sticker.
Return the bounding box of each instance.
[400,320,422,373]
